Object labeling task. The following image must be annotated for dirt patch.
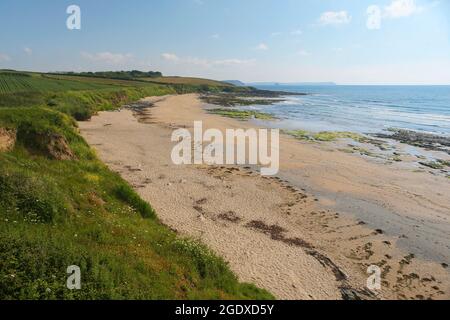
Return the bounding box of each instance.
[0,128,16,152]
[245,220,314,249]
[307,250,347,282]
[245,220,349,284]
[218,211,242,223]
[195,198,208,205]
[22,131,76,160]
[193,205,204,214]
[41,133,75,160]
[339,286,377,300]
[88,192,105,207]
[244,219,375,299]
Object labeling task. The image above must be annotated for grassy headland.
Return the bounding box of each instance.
[0,70,273,300]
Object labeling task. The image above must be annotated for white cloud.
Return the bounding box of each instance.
[161,53,180,62]
[270,32,282,37]
[291,29,303,35]
[332,47,344,53]
[384,0,423,18]
[255,43,269,51]
[210,34,220,39]
[319,11,351,25]
[213,59,254,66]
[161,53,254,68]
[24,47,33,55]
[81,51,133,64]
[367,5,382,30]
[0,53,10,62]
[367,0,425,30]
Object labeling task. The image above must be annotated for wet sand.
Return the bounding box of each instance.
[79,94,450,300]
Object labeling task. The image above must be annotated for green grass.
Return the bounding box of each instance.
[0,71,274,300]
[0,107,273,300]
[46,86,176,120]
[0,72,177,120]
[0,71,242,120]
[0,72,111,94]
[208,108,275,120]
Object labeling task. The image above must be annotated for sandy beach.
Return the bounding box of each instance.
[79,94,450,300]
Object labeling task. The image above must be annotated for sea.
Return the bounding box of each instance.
[247,85,450,136]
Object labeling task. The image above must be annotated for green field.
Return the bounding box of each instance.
[0,71,238,118]
[0,70,273,300]
[0,72,112,94]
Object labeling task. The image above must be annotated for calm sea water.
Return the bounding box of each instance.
[249,85,450,136]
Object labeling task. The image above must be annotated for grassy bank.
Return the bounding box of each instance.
[0,71,273,300]
[0,72,177,120]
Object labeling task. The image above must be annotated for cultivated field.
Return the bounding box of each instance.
[0,72,112,94]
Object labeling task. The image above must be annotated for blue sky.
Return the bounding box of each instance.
[0,0,449,84]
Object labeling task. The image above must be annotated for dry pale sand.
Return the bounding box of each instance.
[79,94,450,300]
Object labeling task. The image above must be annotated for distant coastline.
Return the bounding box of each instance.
[247,82,337,86]
[223,80,337,87]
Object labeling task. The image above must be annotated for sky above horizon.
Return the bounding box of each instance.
[1,0,449,84]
